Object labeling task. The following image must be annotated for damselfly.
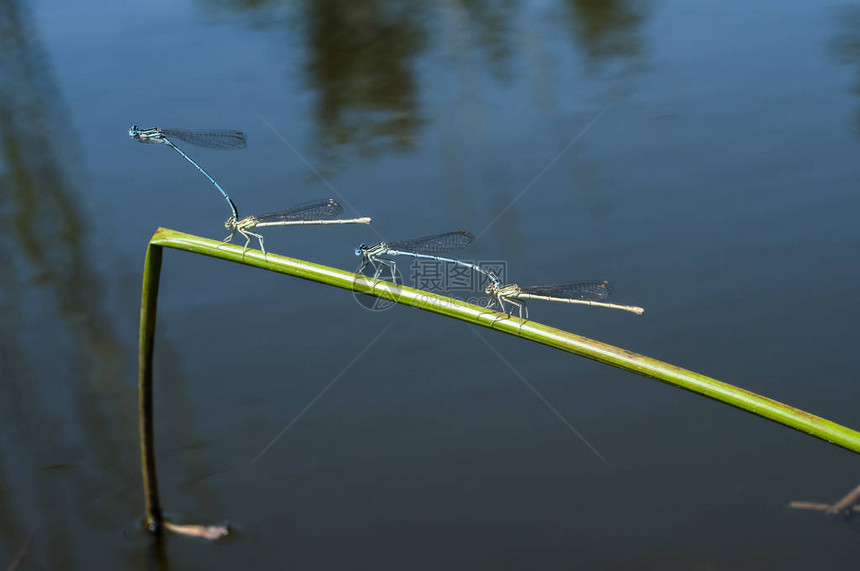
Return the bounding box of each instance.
[225,198,371,255]
[129,125,246,219]
[355,231,499,287]
[486,280,644,318]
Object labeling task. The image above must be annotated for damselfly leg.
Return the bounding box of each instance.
[495,294,527,319]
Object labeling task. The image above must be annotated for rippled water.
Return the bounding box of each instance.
[2,0,860,567]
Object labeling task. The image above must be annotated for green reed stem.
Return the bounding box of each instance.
[139,241,163,532]
[139,227,860,529]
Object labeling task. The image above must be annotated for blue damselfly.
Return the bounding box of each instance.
[355,231,499,287]
[129,125,245,219]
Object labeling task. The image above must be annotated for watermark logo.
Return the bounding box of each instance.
[352,259,507,312]
[351,261,403,311]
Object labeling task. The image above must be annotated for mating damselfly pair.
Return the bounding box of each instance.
[129,124,644,320]
[129,126,370,254]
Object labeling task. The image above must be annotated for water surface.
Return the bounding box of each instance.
[2,0,860,567]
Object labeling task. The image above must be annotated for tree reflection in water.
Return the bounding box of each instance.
[830,7,860,134]
[305,1,427,158]
[565,0,649,75]
[205,0,650,158]
[0,1,222,566]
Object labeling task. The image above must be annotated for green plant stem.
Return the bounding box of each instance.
[139,226,860,530]
[139,242,163,532]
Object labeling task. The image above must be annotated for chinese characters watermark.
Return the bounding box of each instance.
[352,260,507,311]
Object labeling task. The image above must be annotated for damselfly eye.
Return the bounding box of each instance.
[355,243,367,256]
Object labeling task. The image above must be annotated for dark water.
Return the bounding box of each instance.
[2,0,860,568]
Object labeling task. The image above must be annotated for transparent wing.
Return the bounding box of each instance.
[160,128,247,150]
[518,280,613,301]
[255,198,343,222]
[387,231,474,254]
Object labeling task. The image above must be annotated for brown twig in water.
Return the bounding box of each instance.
[789,501,833,511]
[827,484,860,516]
[789,483,860,518]
[8,535,33,571]
[163,521,229,541]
